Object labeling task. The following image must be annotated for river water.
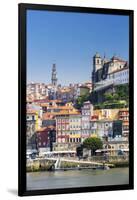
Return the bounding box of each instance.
[27,167,129,190]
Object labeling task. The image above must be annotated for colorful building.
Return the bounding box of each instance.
[36,127,50,152]
[90,119,123,139]
[93,108,119,120]
[81,101,93,141]
[36,126,56,152]
[55,110,81,150]
[118,109,129,137]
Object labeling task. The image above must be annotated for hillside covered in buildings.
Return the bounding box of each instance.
[26,53,129,157]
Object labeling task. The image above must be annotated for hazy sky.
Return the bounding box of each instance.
[27,10,129,85]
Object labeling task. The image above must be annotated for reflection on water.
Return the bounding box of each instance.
[27,167,129,190]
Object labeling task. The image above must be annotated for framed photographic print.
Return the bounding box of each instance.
[18,3,134,196]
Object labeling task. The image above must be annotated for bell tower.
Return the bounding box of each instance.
[51,64,57,86]
[93,52,102,72]
[92,52,102,86]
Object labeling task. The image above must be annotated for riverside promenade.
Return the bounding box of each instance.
[27,156,123,172]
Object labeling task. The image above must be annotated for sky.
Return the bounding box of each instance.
[27,10,129,85]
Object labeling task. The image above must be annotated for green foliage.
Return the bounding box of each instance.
[94,101,127,109]
[104,84,129,102]
[115,84,129,101]
[94,84,129,109]
[104,93,115,101]
[75,94,90,109]
[104,93,119,102]
[83,137,103,155]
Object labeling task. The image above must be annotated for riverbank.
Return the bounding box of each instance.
[27,159,128,172]
[109,161,129,168]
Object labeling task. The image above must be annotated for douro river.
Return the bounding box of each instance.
[27,167,129,190]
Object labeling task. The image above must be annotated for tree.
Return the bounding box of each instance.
[75,94,90,109]
[115,84,129,101]
[83,137,103,155]
[104,93,114,102]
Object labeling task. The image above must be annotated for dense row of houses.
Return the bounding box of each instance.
[26,100,129,152]
[27,82,92,103]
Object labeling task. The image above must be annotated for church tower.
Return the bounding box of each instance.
[51,64,57,86]
[93,52,102,72]
[92,52,102,86]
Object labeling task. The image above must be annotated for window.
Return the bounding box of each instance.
[58,125,61,129]
[97,59,100,64]
[62,125,65,129]
[119,145,124,149]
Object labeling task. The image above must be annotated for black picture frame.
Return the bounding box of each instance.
[18,3,134,196]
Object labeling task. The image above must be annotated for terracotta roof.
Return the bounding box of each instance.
[37,125,55,132]
[27,110,37,114]
[41,103,49,107]
[47,106,73,110]
[55,110,81,116]
[49,100,62,102]
[42,112,56,120]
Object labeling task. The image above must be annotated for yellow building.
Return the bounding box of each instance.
[69,114,82,143]
[93,108,120,120]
